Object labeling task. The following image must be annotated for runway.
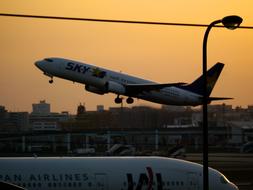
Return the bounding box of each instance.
[185,153,253,190]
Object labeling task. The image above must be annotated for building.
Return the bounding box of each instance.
[8,112,29,130]
[30,112,70,131]
[77,103,86,115]
[30,100,72,131]
[32,100,50,114]
[0,106,8,124]
[208,104,233,113]
[161,105,187,112]
[32,121,59,131]
[97,105,104,112]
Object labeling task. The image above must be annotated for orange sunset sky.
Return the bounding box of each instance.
[1,1,253,113]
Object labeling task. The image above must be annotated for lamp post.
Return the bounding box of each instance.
[202,15,242,190]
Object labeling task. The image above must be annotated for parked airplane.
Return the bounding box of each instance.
[35,58,230,106]
[0,156,238,190]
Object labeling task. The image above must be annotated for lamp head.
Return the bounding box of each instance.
[221,15,243,30]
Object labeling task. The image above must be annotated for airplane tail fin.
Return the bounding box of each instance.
[181,63,224,96]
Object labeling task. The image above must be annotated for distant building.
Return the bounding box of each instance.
[32,121,59,131]
[248,105,253,112]
[208,103,233,113]
[108,107,130,113]
[161,105,186,112]
[30,101,70,131]
[32,100,50,114]
[97,105,104,112]
[8,112,29,129]
[0,105,8,124]
[30,112,70,131]
[77,103,86,115]
[174,117,192,126]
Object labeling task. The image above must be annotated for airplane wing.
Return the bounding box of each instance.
[125,82,186,94]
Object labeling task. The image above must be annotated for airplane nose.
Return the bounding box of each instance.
[230,182,239,190]
[35,61,44,70]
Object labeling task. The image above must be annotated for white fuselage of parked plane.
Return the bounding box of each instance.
[35,58,203,106]
[0,156,238,190]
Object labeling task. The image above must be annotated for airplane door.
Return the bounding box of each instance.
[187,172,199,190]
[95,174,108,190]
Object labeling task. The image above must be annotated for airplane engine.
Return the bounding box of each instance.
[85,85,106,95]
[85,81,126,95]
[106,81,126,94]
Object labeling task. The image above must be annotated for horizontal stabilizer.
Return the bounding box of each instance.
[125,82,187,94]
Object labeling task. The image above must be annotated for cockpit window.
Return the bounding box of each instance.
[45,58,53,62]
[220,175,229,184]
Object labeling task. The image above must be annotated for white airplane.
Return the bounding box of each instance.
[35,58,230,106]
[0,156,238,190]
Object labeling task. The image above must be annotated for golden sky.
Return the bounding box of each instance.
[1,1,253,113]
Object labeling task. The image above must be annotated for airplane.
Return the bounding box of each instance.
[0,156,238,190]
[35,58,231,106]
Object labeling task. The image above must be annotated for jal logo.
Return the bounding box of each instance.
[65,62,90,74]
[127,167,163,190]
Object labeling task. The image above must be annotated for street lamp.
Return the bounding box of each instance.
[202,15,242,190]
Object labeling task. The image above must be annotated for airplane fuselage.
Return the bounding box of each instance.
[0,156,238,190]
[35,58,202,106]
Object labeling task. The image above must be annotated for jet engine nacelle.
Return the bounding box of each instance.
[85,85,106,95]
[106,81,126,94]
[85,81,126,95]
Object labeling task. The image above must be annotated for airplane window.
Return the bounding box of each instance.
[176,181,179,186]
[181,181,184,186]
[220,176,229,184]
[167,181,170,186]
[45,58,53,62]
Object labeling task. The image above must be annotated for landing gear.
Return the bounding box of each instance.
[114,96,123,104]
[115,96,134,104]
[49,77,53,84]
[126,97,134,104]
